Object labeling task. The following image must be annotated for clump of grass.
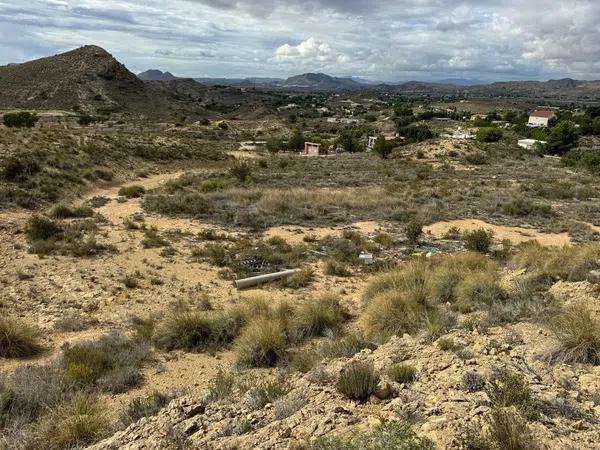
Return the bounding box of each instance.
[547,303,600,365]
[0,316,42,358]
[387,363,417,384]
[26,215,62,241]
[273,391,307,420]
[54,313,96,332]
[142,228,169,248]
[207,368,236,401]
[486,369,539,420]
[48,204,93,219]
[463,228,493,253]
[289,349,321,373]
[313,420,435,450]
[453,271,505,313]
[324,259,352,277]
[290,294,348,341]
[336,361,380,401]
[235,317,287,368]
[229,158,252,182]
[319,333,378,358]
[62,333,149,393]
[30,394,112,450]
[239,373,291,409]
[280,267,315,288]
[118,185,146,198]
[121,274,140,289]
[437,336,456,351]
[465,407,539,450]
[153,310,239,352]
[119,391,172,427]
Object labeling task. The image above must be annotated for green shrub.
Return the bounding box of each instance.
[207,368,236,401]
[229,159,252,182]
[62,333,149,393]
[387,363,417,384]
[476,127,503,143]
[290,294,347,341]
[31,394,111,450]
[1,153,41,181]
[336,361,379,401]
[26,215,63,241]
[3,112,39,128]
[119,391,172,427]
[405,220,423,245]
[49,204,94,219]
[319,334,378,358]
[502,198,552,217]
[324,259,352,277]
[118,185,146,198]
[563,148,600,175]
[153,311,239,352]
[0,316,42,358]
[463,228,493,253]
[548,303,600,365]
[486,369,539,420]
[437,337,456,351]
[235,318,287,367]
[313,420,435,450]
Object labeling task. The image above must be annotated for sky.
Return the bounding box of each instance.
[0,0,599,82]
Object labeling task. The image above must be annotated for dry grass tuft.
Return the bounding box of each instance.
[0,316,42,358]
[336,361,380,401]
[235,317,287,368]
[548,303,600,365]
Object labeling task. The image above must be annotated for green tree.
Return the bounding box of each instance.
[288,129,305,151]
[373,136,393,159]
[476,127,503,143]
[544,121,579,155]
[3,112,39,128]
[337,130,362,153]
[266,138,283,154]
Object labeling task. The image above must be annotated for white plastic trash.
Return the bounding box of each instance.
[359,253,374,265]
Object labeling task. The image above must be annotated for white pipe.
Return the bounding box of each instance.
[234,269,301,289]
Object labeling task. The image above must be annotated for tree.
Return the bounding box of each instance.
[266,138,283,153]
[373,136,393,159]
[288,129,305,151]
[476,127,503,143]
[544,121,579,155]
[337,130,362,153]
[3,112,39,128]
[399,125,433,144]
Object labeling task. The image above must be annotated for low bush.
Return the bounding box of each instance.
[486,369,539,420]
[30,394,112,450]
[548,303,600,365]
[319,334,378,358]
[289,349,321,373]
[62,333,149,393]
[3,111,39,128]
[48,204,94,219]
[405,220,423,245]
[563,148,600,175]
[229,159,252,182]
[141,229,169,248]
[119,391,172,427]
[290,294,348,341]
[0,316,42,358]
[502,198,552,217]
[437,337,456,351]
[2,153,41,181]
[313,420,435,450]
[26,215,63,241]
[235,317,287,367]
[462,371,486,393]
[465,407,538,450]
[280,267,315,288]
[153,310,239,352]
[476,127,502,143]
[463,228,493,253]
[336,361,379,401]
[387,363,417,384]
[239,374,291,409]
[273,391,307,420]
[118,185,146,199]
[207,368,236,401]
[324,259,352,277]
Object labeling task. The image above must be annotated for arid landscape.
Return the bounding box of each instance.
[2,41,600,450]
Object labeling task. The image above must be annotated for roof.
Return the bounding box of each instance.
[530,111,556,118]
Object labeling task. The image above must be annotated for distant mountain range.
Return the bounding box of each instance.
[1,46,599,118]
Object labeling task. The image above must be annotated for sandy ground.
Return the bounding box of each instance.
[425,219,572,246]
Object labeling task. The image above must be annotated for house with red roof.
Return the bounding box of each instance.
[528,110,556,127]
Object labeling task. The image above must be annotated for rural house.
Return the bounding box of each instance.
[304,142,321,156]
[528,111,556,127]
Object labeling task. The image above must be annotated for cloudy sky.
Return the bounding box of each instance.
[0,0,598,82]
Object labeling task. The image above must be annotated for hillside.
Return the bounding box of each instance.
[281,73,362,91]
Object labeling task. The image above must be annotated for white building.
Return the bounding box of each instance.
[518,139,546,150]
[528,111,556,127]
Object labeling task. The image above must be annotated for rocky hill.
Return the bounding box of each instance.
[281,73,362,91]
[138,70,179,81]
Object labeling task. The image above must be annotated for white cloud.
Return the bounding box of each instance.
[275,38,346,65]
